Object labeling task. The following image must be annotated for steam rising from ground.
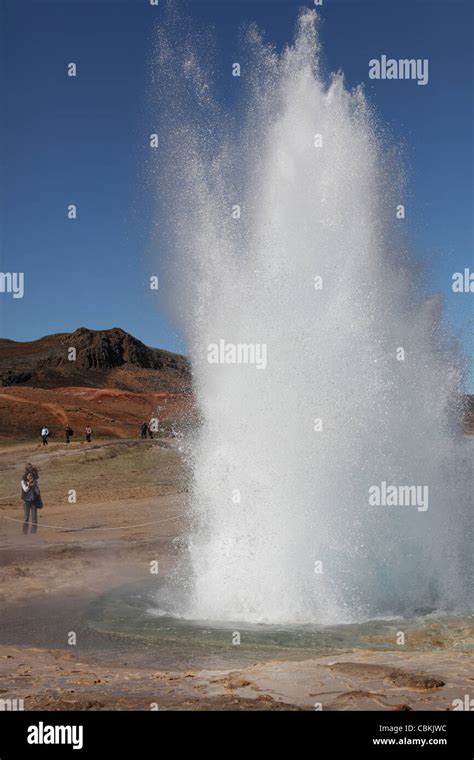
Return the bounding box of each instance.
[152,9,472,624]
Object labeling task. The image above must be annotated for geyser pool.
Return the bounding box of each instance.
[151,9,473,625]
[86,579,474,668]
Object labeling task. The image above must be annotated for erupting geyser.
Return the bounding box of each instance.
[152,9,473,625]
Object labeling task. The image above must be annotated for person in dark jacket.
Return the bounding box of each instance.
[21,468,42,535]
[140,422,148,439]
[65,424,74,444]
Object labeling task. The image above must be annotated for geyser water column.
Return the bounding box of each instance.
[153,9,472,624]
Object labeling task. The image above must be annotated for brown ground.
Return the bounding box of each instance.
[0,386,194,441]
[0,439,472,711]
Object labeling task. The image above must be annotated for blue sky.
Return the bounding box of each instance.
[0,0,472,387]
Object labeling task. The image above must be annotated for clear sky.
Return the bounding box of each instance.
[0,0,472,387]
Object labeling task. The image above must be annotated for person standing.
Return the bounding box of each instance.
[21,468,42,535]
[85,425,92,443]
[41,426,49,445]
[65,424,74,444]
[140,422,148,439]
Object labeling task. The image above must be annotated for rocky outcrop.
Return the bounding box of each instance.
[0,327,190,392]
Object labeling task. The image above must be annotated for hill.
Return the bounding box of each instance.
[0,327,190,393]
[0,328,193,440]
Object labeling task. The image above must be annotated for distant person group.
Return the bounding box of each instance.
[40,424,93,445]
[40,421,157,444]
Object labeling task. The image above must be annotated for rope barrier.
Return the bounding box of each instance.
[1,512,188,532]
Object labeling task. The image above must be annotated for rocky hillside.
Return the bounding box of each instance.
[0,328,193,440]
[0,327,191,393]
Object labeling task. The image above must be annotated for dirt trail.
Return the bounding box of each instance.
[0,391,35,404]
